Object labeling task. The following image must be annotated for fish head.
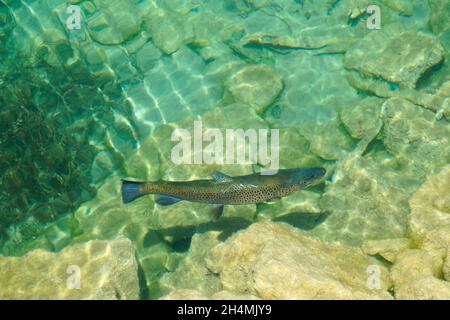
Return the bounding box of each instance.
[283,167,326,188]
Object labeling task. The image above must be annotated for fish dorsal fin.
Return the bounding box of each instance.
[211,171,233,183]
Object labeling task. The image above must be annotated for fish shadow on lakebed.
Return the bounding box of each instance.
[143,211,330,253]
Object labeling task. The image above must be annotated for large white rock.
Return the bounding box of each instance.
[389,166,450,299]
[159,232,223,296]
[444,253,450,281]
[206,221,392,299]
[390,250,443,288]
[0,237,140,299]
[394,277,450,300]
[361,238,411,263]
[409,165,450,253]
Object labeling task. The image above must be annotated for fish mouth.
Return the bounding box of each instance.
[314,167,326,179]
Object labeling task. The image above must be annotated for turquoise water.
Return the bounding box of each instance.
[0,0,449,299]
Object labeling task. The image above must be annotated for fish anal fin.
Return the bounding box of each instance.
[156,195,182,206]
[212,171,233,183]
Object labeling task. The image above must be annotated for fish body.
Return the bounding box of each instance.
[122,167,325,206]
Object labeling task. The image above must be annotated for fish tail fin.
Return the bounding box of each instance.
[121,180,145,204]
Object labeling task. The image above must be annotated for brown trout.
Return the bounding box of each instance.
[122,168,326,210]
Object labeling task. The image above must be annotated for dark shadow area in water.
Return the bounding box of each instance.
[415,57,445,90]
[143,228,166,248]
[273,211,330,231]
[369,254,394,268]
[144,217,254,254]
[136,260,149,300]
[201,217,254,242]
[362,139,388,157]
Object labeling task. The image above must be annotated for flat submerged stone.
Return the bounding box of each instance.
[0,237,140,299]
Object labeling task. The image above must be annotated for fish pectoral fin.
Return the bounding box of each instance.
[156,195,182,206]
[265,198,281,204]
[211,171,233,183]
[211,204,224,220]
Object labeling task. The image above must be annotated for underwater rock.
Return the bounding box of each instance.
[238,0,370,55]
[256,190,322,225]
[347,0,370,19]
[391,249,450,300]
[264,53,359,161]
[72,173,170,299]
[202,102,269,130]
[159,231,223,297]
[159,289,208,300]
[135,42,162,73]
[147,103,267,181]
[151,202,224,243]
[159,289,259,300]
[428,0,450,35]
[87,0,142,45]
[394,276,450,300]
[445,254,450,281]
[391,250,443,288]
[344,25,448,112]
[31,28,78,68]
[381,0,414,16]
[124,46,223,132]
[361,238,411,263]
[345,29,444,89]
[221,204,256,222]
[124,138,161,182]
[311,154,411,246]
[296,106,355,161]
[0,237,139,299]
[386,165,450,299]
[409,165,450,253]
[210,290,260,300]
[340,97,384,140]
[74,174,154,243]
[206,221,392,299]
[240,33,325,50]
[382,98,450,180]
[276,127,324,169]
[138,240,180,299]
[225,65,283,113]
[435,81,450,121]
[239,24,362,56]
[143,8,194,54]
